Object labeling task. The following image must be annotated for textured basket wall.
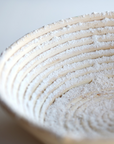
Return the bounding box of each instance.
[0,12,114,144]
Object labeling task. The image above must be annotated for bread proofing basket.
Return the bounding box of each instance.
[0,12,114,144]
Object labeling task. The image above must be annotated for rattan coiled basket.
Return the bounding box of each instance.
[0,12,114,144]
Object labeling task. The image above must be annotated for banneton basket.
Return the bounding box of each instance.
[1,12,114,144]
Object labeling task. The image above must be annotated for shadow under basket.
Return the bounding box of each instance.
[0,12,114,144]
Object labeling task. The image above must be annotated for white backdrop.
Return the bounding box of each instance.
[0,0,114,143]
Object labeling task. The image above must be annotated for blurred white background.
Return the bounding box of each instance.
[0,0,114,143]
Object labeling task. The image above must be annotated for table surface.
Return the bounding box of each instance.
[0,0,114,143]
[0,107,42,144]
